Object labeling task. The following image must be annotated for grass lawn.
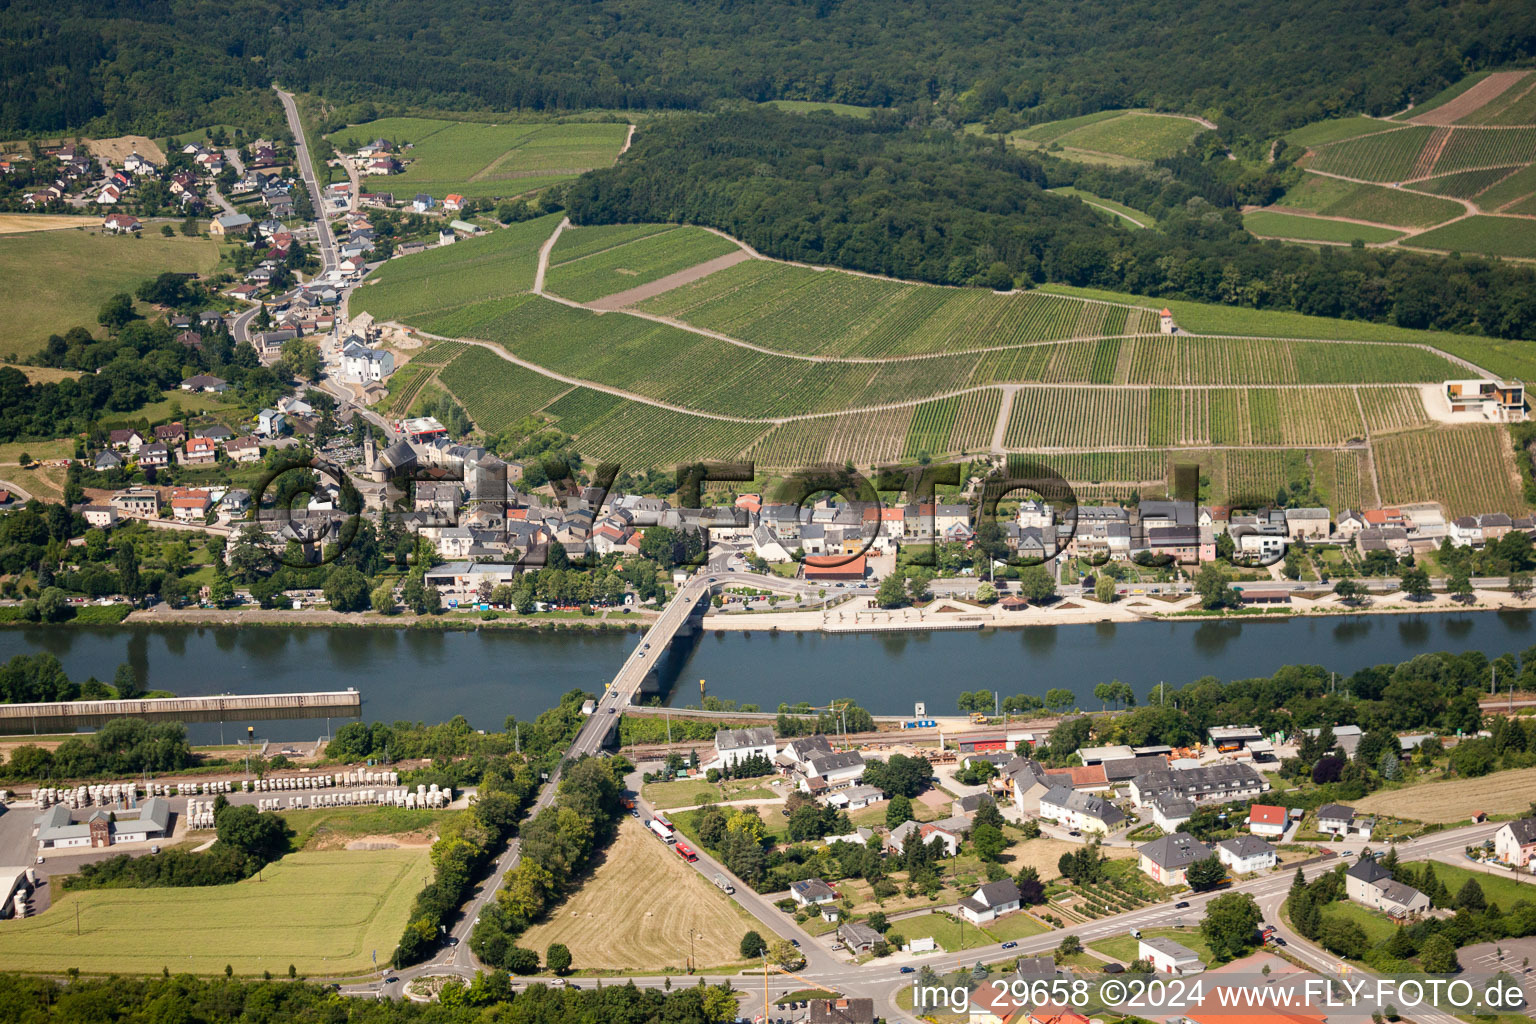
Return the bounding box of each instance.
[101,389,243,429]
[283,804,454,849]
[643,778,731,809]
[0,848,427,976]
[1090,925,1215,964]
[1244,210,1403,244]
[1319,899,1398,946]
[985,913,1052,941]
[0,230,220,358]
[519,818,755,972]
[0,439,73,465]
[901,911,997,952]
[1050,187,1153,228]
[1405,860,1536,908]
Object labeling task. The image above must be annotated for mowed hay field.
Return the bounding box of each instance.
[327,118,628,198]
[0,230,219,357]
[1010,837,1138,881]
[1014,110,1207,163]
[0,848,427,975]
[519,818,753,971]
[0,214,105,235]
[1355,766,1536,822]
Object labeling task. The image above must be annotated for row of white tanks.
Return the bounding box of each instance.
[244,786,451,816]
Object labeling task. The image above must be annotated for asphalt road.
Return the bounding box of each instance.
[274,85,337,275]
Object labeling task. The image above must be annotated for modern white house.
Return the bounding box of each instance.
[1037,786,1126,834]
[1246,804,1288,837]
[1215,834,1276,874]
[957,880,1022,925]
[790,878,837,907]
[706,727,777,772]
[35,798,171,849]
[341,338,395,383]
[1495,817,1536,867]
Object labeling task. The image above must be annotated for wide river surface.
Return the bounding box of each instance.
[2,610,1534,741]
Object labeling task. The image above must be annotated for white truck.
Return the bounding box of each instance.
[714,873,735,894]
[648,817,675,843]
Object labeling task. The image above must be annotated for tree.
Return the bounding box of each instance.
[1448,570,1474,601]
[503,946,540,974]
[1201,892,1262,961]
[1095,574,1117,603]
[1018,565,1056,602]
[1333,578,1359,603]
[98,293,134,331]
[113,663,144,699]
[875,574,908,608]
[1420,933,1459,973]
[370,581,397,613]
[886,794,914,829]
[1455,877,1486,912]
[1512,572,1533,599]
[1194,562,1239,610]
[1014,865,1045,905]
[1043,687,1075,712]
[740,931,767,958]
[1401,566,1432,600]
[865,911,888,934]
[971,822,1006,861]
[1057,935,1082,957]
[1187,856,1227,892]
[768,939,804,971]
[975,580,998,604]
[545,943,572,975]
[323,566,370,612]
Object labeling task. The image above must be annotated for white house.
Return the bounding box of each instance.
[341,339,395,383]
[1315,803,1357,837]
[790,878,836,907]
[957,880,1021,925]
[1038,786,1126,834]
[1215,835,1275,874]
[1246,804,1288,838]
[1346,859,1429,917]
[1495,817,1536,867]
[1140,935,1204,974]
[257,409,286,437]
[707,727,777,772]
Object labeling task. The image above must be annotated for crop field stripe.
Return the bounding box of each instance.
[1404,215,1536,260]
[1373,425,1525,516]
[1358,387,1432,433]
[1306,125,1435,182]
[903,397,960,459]
[437,345,572,434]
[544,227,743,303]
[1430,127,1536,177]
[549,223,680,265]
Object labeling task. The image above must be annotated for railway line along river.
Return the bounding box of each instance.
[0,609,1532,741]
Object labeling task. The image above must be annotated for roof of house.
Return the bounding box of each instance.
[1377,879,1427,909]
[1217,835,1274,859]
[960,879,1020,913]
[836,921,883,948]
[1044,764,1108,788]
[1503,817,1536,846]
[715,726,775,751]
[1346,858,1391,884]
[791,878,836,901]
[808,997,875,1024]
[1138,832,1211,870]
[805,750,865,775]
[1014,955,1059,982]
[1317,803,1355,821]
[1141,935,1202,962]
[1248,804,1287,826]
[1041,786,1126,826]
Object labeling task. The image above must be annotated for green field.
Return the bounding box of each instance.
[545,225,743,302]
[1374,425,1526,517]
[1244,210,1404,244]
[1016,110,1205,162]
[349,213,560,325]
[1273,176,1461,227]
[639,257,1154,357]
[327,117,629,199]
[1306,125,1435,182]
[1394,72,1493,121]
[1090,926,1215,965]
[763,100,880,118]
[0,848,427,975]
[1285,117,1403,149]
[0,230,221,357]
[1415,166,1523,201]
[436,344,572,433]
[1427,127,1536,176]
[1474,164,1536,209]
[1318,899,1398,946]
[1405,215,1536,259]
[1050,187,1154,227]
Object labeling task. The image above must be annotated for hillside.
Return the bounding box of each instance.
[2,0,1534,138]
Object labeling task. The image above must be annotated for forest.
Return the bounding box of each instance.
[2,0,1534,137]
[564,107,1536,340]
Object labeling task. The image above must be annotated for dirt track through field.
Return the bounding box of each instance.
[1412,71,1533,126]
[588,249,752,309]
[1412,127,1453,178]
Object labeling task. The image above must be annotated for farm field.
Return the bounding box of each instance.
[327,118,628,199]
[1474,164,1536,210]
[1396,71,1498,123]
[1463,72,1536,125]
[1312,448,1373,509]
[1373,425,1524,516]
[1243,210,1403,244]
[518,818,753,972]
[545,226,743,303]
[574,404,769,467]
[1415,166,1522,200]
[1428,127,1536,176]
[436,345,572,434]
[1122,336,1456,385]
[640,257,1152,357]
[763,99,880,118]
[902,391,1002,460]
[751,409,915,468]
[0,230,220,358]
[1049,187,1153,228]
[1405,215,1536,259]
[1285,117,1403,149]
[0,848,426,975]
[349,214,560,325]
[1358,387,1432,432]
[1015,110,1205,162]
[1271,176,1461,227]
[0,214,105,235]
[1305,125,1436,182]
[1355,765,1536,822]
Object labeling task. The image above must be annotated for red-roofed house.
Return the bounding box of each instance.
[102,213,141,234]
[443,193,465,211]
[1363,508,1406,527]
[1159,307,1175,334]
[1044,764,1110,791]
[170,488,213,522]
[183,437,218,465]
[1247,804,1288,837]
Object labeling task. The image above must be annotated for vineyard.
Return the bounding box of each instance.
[406,340,469,367]
[542,388,627,435]
[1358,387,1431,432]
[436,345,572,434]
[750,409,914,468]
[547,223,676,264]
[1273,177,1461,227]
[1428,127,1536,177]
[1464,75,1536,125]
[1032,451,1167,484]
[1123,337,1457,385]
[901,390,1002,460]
[1312,449,1374,510]
[349,214,560,325]
[1285,117,1401,149]
[1039,111,1207,161]
[1407,216,1536,260]
[572,406,769,467]
[543,226,743,303]
[384,365,430,417]
[639,258,1152,357]
[1416,167,1523,200]
[1243,211,1403,245]
[1306,125,1435,182]
[1373,426,1525,516]
[1004,388,1149,448]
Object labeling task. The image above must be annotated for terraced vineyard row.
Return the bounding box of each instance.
[543,388,627,435]
[1278,390,1365,445]
[573,406,769,468]
[407,340,471,367]
[900,390,1002,459]
[1430,127,1536,176]
[1417,166,1523,199]
[1476,164,1536,209]
[1004,388,1150,448]
[639,258,1141,357]
[1358,387,1431,432]
[1374,425,1525,516]
[1306,125,1435,182]
[437,346,572,434]
[548,223,678,265]
[384,365,430,417]
[751,409,914,468]
[1124,336,1456,384]
[543,227,742,303]
[1314,449,1373,510]
[1033,451,1167,484]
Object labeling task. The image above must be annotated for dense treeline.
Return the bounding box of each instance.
[66,801,292,890]
[0,972,744,1023]
[4,0,1534,139]
[0,719,194,780]
[566,108,1536,339]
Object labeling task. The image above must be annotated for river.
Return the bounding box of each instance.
[1,611,1532,741]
